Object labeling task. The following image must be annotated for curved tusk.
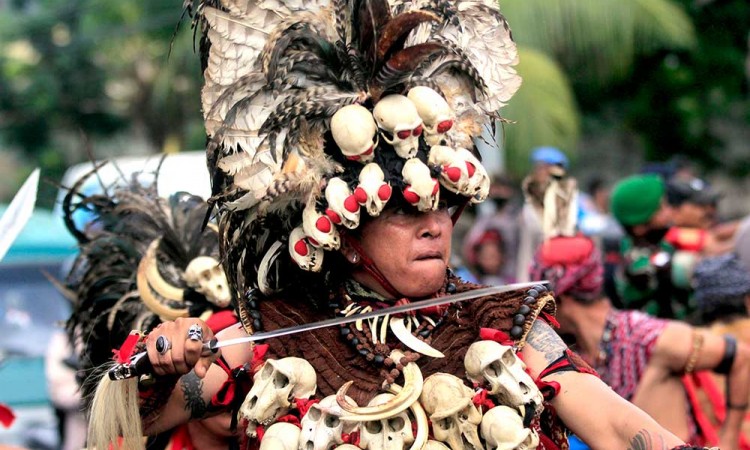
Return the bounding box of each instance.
[137,248,189,321]
[142,239,185,301]
[338,350,423,422]
[389,384,429,450]
[390,317,445,358]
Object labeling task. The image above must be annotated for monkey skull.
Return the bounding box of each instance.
[464,341,542,412]
[239,357,317,437]
[420,373,483,450]
[356,163,392,217]
[184,256,232,308]
[401,158,439,212]
[373,95,423,159]
[289,226,324,272]
[408,86,454,146]
[331,104,379,163]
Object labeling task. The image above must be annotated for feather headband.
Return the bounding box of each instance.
[193,0,522,297]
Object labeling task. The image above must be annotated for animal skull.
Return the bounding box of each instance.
[428,145,471,196]
[464,341,542,411]
[184,256,231,308]
[299,395,357,450]
[373,95,423,159]
[259,422,301,450]
[401,158,439,212]
[331,104,379,163]
[359,393,415,450]
[407,87,454,146]
[239,357,317,437]
[356,163,392,217]
[420,373,483,450]
[325,177,361,229]
[424,442,450,450]
[302,202,341,250]
[455,148,489,203]
[481,406,540,450]
[289,226,324,272]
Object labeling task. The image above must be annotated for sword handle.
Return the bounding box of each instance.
[107,338,218,381]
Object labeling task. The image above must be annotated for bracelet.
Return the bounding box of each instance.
[727,402,749,411]
[684,332,704,374]
[715,335,737,374]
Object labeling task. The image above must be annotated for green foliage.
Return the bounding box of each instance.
[502,0,695,86]
[503,48,580,176]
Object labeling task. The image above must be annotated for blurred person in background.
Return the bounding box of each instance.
[517,146,570,282]
[578,177,625,305]
[530,234,750,449]
[44,329,86,450]
[461,227,515,286]
[693,253,750,345]
[610,174,698,319]
[691,253,750,443]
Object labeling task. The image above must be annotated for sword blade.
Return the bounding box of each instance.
[208,281,542,350]
[0,169,40,262]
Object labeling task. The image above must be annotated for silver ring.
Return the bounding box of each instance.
[187,324,203,342]
[155,335,171,355]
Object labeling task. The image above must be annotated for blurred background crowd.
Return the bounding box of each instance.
[0,0,749,449]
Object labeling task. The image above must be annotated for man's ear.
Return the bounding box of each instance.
[339,239,359,264]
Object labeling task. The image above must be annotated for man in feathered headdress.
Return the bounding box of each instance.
[84,2,716,449]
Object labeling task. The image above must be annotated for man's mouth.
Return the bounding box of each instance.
[416,251,442,260]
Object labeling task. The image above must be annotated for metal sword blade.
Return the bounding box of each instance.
[0,169,40,262]
[207,281,543,351]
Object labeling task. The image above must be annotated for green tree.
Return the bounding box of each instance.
[500,0,696,176]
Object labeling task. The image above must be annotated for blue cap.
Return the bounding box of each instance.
[531,146,569,169]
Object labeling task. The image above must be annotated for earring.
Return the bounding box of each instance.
[350,253,359,264]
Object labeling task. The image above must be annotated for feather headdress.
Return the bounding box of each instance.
[62,166,228,401]
[192,0,522,300]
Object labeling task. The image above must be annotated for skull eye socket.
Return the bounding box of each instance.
[388,417,405,431]
[487,360,503,377]
[365,421,383,434]
[307,407,321,421]
[324,415,340,428]
[412,125,423,137]
[201,271,212,282]
[273,372,289,389]
[258,363,274,379]
[380,128,394,141]
[397,130,412,140]
[438,418,453,430]
[501,349,516,366]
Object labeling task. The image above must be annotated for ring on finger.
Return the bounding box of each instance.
[155,335,171,355]
[187,324,203,342]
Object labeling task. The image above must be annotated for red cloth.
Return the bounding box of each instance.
[168,424,195,450]
[206,310,239,333]
[0,403,15,428]
[665,227,707,252]
[112,331,142,363]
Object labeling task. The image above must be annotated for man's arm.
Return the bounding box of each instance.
[651,322,750,450]
[522,320,684,450]
[141,322,254,435]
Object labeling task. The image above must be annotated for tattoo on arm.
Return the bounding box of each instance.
[181,372,208,419]
[626,429,667,450]
[526,320,568,364]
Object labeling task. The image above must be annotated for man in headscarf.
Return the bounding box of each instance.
[530,234,750,448]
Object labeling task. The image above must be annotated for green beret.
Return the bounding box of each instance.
[611,174,665,226]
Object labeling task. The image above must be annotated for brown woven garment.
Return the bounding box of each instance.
[257,278,555,406]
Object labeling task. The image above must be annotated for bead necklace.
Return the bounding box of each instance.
[331,277,455,385]
[594,309,618,372]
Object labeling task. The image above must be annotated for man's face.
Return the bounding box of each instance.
[672,202,710,228]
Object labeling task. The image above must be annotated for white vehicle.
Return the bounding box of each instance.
[53,151,211,228]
